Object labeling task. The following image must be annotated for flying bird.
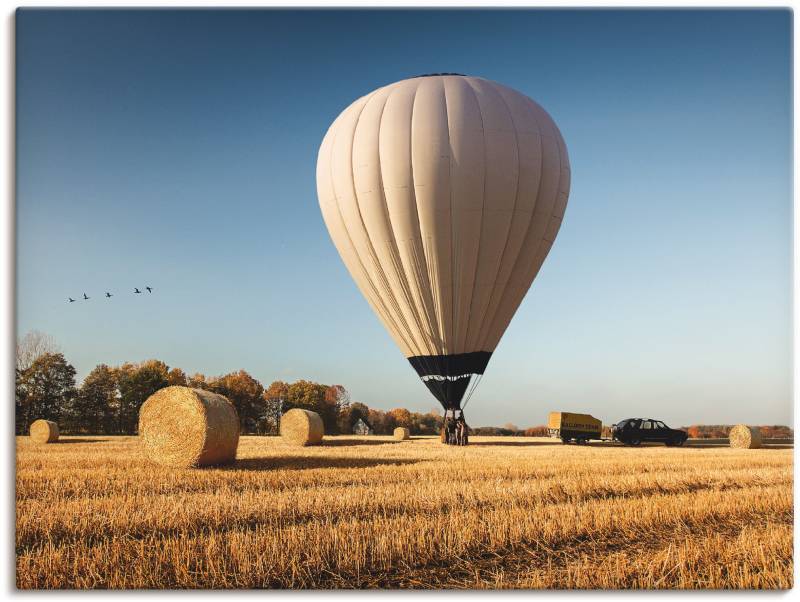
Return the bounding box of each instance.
[105,292,113,298]
[134,288,142,294]
[82,293,89,300]
[68,297,75,303]
[146,286,152,293]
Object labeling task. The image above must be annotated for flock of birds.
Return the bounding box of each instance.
[68,286,153,302]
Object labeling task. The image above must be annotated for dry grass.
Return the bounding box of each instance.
[16,435,793,589]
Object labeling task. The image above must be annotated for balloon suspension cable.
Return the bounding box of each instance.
[461,374,483,410]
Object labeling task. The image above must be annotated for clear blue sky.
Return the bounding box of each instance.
[16,9,792,427]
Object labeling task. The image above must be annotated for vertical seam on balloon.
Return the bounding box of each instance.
[329,96,414,355]
[444,77,461,355]
[442,75,454,356]
[349,90,419,355]
[510,117,565,349]
[409,79,440,355]
[484,95,548,350]
[472,81,521,352]
[462,77,487,353]
[375,85,426,357]
[365,90,421,354]
[504,127,568,349]
[423,210,442,353]
[530,113,564,253]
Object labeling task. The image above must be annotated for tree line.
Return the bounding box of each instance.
[19,332,791,439]
[685,424,793,439]
[14,332,444,436]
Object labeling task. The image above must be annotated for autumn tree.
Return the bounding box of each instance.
[338,400,370,434]
[208,370,265,433]
[116,360,169,434]
[285,380,343,434]
[323,384,351,434]
[367,408,396,435]
[326,385,350,407]
[263,381,289,435]
[412,411,443,435]
[286,380,326,410]
[68,364,118,434]
[350,401,370,424]
[337,404,354,433]
[388,408,413,429]
[167,368,188,386]
[524,425,548,437]
[187,372,209,389]
[15,353,76,434]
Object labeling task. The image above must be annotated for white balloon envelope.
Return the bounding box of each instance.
[317,74,570,412]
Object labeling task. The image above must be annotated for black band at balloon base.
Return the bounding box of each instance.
[408,351,492,378]
[408,351,492,410]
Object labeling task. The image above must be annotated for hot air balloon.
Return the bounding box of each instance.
[316,74,570,443]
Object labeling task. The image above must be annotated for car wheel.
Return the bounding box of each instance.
[673,437,685,447]
[627,438,641,446]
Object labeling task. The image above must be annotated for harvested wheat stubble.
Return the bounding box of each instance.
[394,427,410,441]
[138,386,240,468]
[29,420,59,444]
[280,408,324,446]
[729,424,763,449]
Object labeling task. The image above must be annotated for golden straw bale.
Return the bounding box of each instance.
[29,420,59,444]
[138,386,239,468]
[729,424,763,449]
[393,427,410,441]
[280,408,324,446]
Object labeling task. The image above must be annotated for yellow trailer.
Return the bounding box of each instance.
[548,412,603,444]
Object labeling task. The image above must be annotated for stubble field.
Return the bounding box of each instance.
[16,435,793,589]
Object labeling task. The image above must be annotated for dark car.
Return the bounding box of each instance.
[612,418,688,447]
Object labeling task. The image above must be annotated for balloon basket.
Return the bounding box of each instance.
[441,410,469,446]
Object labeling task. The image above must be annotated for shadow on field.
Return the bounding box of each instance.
[53,438,107,444]
[228,456,423,471]
[470,441,563,447]
[684,443,794,450]
[323,439,399,447]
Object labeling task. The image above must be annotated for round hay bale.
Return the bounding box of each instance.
[280,408,324,446]
[393,427,410,441]
[138,386,240,468]
[29,419,59,443]
[729,424,763,449]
